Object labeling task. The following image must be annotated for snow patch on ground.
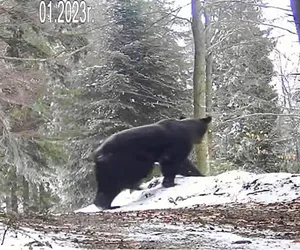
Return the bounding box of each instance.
[74,203,102,213]
[76,170,300,213]
[0,223,80,250]
[127,223,299,250]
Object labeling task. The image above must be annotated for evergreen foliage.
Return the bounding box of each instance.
[0,0,298,212]
[209,0,281,172]
[57,0,192,209]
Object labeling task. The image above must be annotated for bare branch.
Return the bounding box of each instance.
[170,14,192,23]
[144,3,191,32]
[207,28,237,53]
[203,1,291,13]
[222,113,300,124]
[1,225,9,245]
[0,56,49,62]
[240,19,297,35]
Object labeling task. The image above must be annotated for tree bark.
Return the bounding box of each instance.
[191,0,208,175]
[205,9,213,164]
[39,183,51,213]
[10,166,18,213]
[22,177,29,214]
[31,183,39,212]
[5,195,10,213]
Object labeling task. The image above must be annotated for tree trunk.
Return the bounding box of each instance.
[39,183,50,213]
[5,195,10,213]
[205,10,213,164]
[191,0,208,175]
[31,183,39,212]
[10,166,18,213]
[22,177,29,214]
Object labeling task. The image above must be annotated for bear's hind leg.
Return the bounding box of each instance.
[178,159,204,177]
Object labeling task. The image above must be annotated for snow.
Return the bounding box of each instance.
[76,170,300,213]
[127,223,299,250]
[0,224,79,250]
[73,170,300,249]
[1,171,300,249]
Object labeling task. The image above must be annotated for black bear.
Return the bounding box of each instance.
[93,116,211,209]
[94,132,203,180]
[93,140,202,193]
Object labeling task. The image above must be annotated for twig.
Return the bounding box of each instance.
[170,14,192,23]
[1,225,9,245]
[0,56,49,62]
[203,1,291,13]
[247,189,270,195]
[223,113,300,124]
[144,3,191,32]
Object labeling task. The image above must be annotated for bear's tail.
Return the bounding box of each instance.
[202,116,212,123]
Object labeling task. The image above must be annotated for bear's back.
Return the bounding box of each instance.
[95,123,169,156]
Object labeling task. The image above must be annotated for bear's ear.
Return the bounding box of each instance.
[201,116,212,123]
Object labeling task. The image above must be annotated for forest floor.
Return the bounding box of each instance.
[1,200,300,249]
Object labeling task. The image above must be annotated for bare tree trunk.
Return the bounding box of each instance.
[39,183,50,213]
[191,0,208,175]
[205,10,213,164]
[31,183,39,212]
[39,183,45,212]
[5,195,10,213]
[10,167,18,213]
[22,177,29,214]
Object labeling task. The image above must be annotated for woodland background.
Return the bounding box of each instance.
[0,0,299,213]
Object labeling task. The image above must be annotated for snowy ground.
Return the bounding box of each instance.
[0,225,80,250]
[127,223,299,250]
[76,170,300,212]
[1,170,300,250]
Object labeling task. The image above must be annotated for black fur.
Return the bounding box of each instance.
[93,116,211,209]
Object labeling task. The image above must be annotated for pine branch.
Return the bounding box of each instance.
[0,42,95,62]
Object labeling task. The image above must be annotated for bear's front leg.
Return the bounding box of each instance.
[159,142,192,188]
[159,155,182,188]
[94,188,121,210]
[162,176,177,188]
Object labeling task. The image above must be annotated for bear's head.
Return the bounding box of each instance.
[179,116,212,144]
